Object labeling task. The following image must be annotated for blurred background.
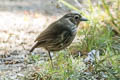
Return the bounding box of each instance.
[0,0,120,80]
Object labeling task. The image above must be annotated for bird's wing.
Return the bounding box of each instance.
[34,20,71,42]
[53,30,71,47]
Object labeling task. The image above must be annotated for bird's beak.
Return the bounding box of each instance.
[80,18,88,21]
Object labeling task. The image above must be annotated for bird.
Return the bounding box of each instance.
[30,12,88,65]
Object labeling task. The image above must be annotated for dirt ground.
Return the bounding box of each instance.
[0,0,89,79]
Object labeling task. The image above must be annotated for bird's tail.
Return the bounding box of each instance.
[30,47,35,52]
[30,42,39,52]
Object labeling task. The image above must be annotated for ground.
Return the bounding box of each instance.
[0,0,86,79]
[1,0,119,80]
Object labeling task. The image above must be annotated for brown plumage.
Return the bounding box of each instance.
[30,13,88,64]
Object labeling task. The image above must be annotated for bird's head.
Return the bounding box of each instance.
[63,13,88,26]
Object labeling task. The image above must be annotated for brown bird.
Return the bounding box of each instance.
[30,12,88,64]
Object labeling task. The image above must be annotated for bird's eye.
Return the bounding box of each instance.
[74,15,79,20]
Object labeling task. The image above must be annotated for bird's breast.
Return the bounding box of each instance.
[70,25,77,36]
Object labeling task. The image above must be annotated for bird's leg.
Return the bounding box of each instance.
[48,51,54,67]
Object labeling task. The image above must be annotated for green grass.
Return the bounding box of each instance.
[24,0,120,80]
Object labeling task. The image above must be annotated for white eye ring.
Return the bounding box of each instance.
[74,15,79,20]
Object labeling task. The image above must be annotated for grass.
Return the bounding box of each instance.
[23,0,120,80]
